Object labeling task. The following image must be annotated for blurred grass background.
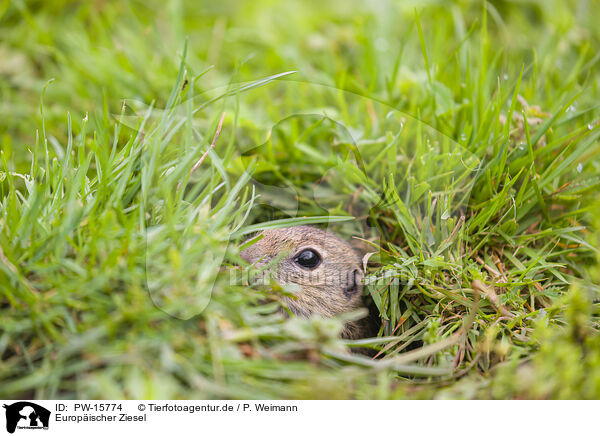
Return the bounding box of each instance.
[1,0,599,399]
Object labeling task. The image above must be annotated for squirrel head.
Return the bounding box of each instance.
[240,225,364,319]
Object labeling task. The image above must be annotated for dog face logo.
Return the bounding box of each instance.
[2,402,50,434]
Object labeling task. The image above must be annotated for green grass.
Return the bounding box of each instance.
[1,0,599,399]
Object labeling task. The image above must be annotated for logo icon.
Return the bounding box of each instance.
[2,402,50,434]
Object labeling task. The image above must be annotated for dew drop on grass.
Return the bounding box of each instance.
[577,163,583,173]
[588,123,594,130]
[460,133,467,141]
[503,74,508,80]
[537,309,547,320]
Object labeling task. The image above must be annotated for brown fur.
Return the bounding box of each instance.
[240,226,368,339]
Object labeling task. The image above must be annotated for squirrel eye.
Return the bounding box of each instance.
[294,249,322,269]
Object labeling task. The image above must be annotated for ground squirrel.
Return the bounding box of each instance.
[240,225,372,339]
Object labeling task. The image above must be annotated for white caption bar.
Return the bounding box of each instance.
[0,400,595,436]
